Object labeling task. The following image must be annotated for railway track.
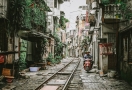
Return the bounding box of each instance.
[3,58,80,90]
[35,58,80,90]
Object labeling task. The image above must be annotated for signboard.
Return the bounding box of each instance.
[99,43,113,55]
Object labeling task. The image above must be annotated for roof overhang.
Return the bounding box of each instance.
[18,30,50,42]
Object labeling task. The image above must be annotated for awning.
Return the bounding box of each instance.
[119,24,132,33]
[18,30,50,42]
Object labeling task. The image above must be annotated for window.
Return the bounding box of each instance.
[0,24,8,52]
[108,33,116,43]
[54,0,57,8]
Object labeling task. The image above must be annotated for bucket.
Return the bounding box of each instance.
[29,67,40,72]
[108,70,116,78]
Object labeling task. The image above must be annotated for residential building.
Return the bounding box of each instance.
[85,0,132,83]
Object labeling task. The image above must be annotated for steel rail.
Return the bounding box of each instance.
[35,59,74,90]
[62,59,81,90]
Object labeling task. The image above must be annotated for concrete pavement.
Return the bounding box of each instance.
[78,57,132,90]
[1,57,132,90]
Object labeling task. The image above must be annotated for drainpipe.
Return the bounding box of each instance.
[95,40,98,66]
[100,8,103,71]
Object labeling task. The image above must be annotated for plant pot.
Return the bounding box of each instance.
[47,62,51,65]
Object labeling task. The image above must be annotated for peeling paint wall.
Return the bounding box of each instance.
[100,25,116,73]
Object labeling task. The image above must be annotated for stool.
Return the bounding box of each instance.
[4,76,14,83]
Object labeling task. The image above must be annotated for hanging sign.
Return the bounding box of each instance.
[99,43,113,55]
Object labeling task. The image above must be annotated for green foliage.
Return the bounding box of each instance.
[82,36,89,44]
[65,18,69,23]
[9,0,49,33]
[46,53,54,62]
[54,55,62,64]
[53,32,63,57]
[116,1,132,19]
[81,36,90,50]
[46,53,61,64]
[19,40,27,71]
[35,39,48,63]
[59,16,69,30]
[102,0,132,20]
[53,32,60,42]
[55,42,63,56]
[101,0,109,4]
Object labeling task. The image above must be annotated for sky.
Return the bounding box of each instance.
[60,0,86,30]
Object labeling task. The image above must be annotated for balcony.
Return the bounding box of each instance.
[103,4,121,19]
[53,8,60,18]
[69,30,76,38]
[100,0,118,4]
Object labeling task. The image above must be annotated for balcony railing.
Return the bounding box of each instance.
[103,4,121,19]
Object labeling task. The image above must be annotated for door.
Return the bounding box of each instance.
[108,54,117,70]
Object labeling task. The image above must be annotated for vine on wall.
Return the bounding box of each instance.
[59,16,69,30]
[19,39,27,71]
[9,0,50,34]
[46,32,63,63]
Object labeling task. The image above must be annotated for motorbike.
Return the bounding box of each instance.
[83,58,93,72]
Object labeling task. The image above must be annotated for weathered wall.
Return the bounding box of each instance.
[118,0,132,81]
[119,30,132,84]
[100,25,116,73]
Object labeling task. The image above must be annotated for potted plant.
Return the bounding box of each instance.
[46,53,53,65]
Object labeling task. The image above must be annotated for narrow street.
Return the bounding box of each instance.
[0,0,132,90]
[72,58,132,90]
[1,57,132,90]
